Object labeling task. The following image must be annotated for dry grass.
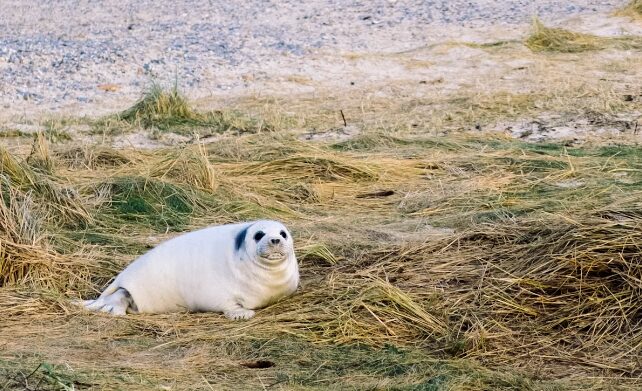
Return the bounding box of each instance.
[526,18,642,52]
[0,142,90,228]
[117,83,274,134]
[0,130,641,389]
[2,15,642,389]
[526,18,606,52]
[119,83,201,128]
[148,145,218,191]
[617,0,642,19]
[55,145,137,170]
[0,186,48,286]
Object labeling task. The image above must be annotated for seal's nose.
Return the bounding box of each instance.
[271,238,280,245]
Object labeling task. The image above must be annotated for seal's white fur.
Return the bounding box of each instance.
[79,220,299,320]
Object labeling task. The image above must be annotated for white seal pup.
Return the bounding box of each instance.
[78,220,299,320]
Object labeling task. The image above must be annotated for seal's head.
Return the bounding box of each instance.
[235,220,294,264]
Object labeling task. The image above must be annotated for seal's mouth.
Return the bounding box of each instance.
[259,250,286,261]
[258,243,288,262]
[257,238,290,263]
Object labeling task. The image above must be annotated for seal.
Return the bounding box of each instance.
[78,220,299,320]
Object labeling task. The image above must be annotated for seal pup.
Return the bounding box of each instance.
[78,220,299,320]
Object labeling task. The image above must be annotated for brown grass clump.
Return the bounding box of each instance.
[241,155,380,182]
[617,0,642,19]
[119,83,200,129]
[0,147,107,290]
[309,277,449,344]
[0,146,90,227]
[56,145,136,170]
[0,187,48,286]
[148,144,218,191]
[118,83,274,134]
[0,186,103,291]
[526,18,642,53]
[297,243,338,265]
[26,133,54,174]
[424,212,642,372]
[526,18,606,52]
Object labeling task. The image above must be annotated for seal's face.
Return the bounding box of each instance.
[240,221,294,264]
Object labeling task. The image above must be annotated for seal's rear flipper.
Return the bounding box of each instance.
[75,287,138,316]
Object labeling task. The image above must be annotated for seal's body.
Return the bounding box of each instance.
[80,220,299,320]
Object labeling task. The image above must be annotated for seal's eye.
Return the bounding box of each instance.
[280,230,287,239]
[254,231,265,241]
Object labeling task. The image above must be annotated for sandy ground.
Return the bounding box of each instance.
[0,0,638,122]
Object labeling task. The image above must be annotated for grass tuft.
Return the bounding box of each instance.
[26,133,55,174]
[297,243,338,265]
[149,145,218,191]
[119,83,199,129]
[0,146,90,227]
[56,145,136,170]
[443,211,642,371]
[0,186,47,286]
[526,18,605,52]
[118,83,273,134]
[526,17,642,53]
[0,185,103,291]
[617,0,642,19]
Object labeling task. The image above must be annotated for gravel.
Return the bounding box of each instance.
[0,0,629,117]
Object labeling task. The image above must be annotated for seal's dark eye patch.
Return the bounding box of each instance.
[235,226,249,252]
[254,231,265,241]
[280,231,287,239]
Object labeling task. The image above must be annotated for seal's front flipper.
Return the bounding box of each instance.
[224,305,255,320]
[78,287,138,316]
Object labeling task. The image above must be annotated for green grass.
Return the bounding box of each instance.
[61,229,152,255]
[0,129,31,138]
[98,176,211,231]
[494,156,570,172]
[332,133,464,152]
[0,361,86,390]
